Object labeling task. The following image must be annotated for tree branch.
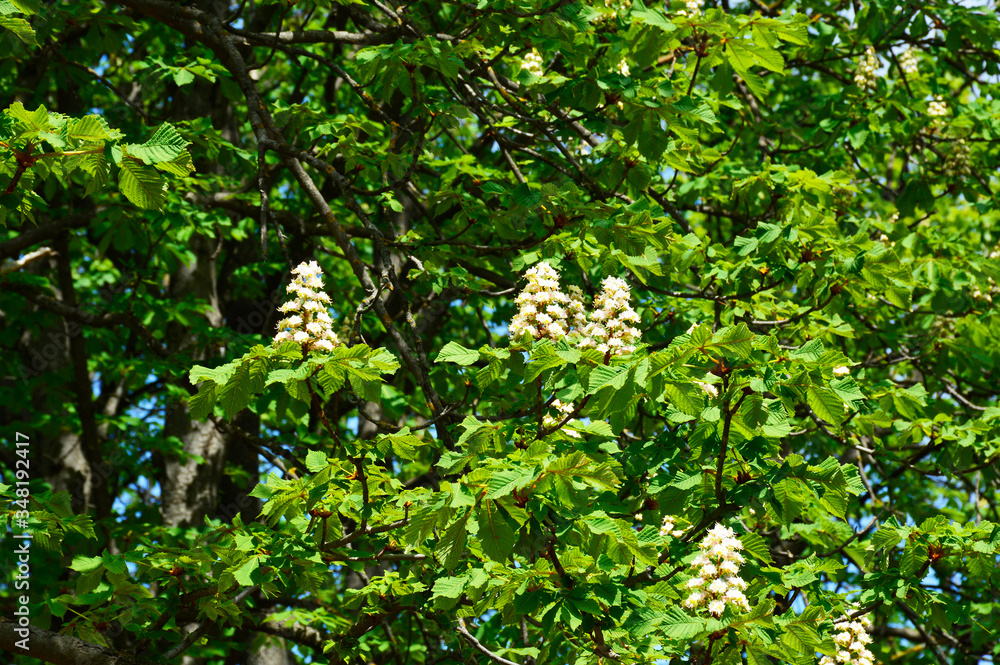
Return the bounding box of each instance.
[0,622,152,665]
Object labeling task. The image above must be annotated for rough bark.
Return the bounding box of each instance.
[0,622,151,665]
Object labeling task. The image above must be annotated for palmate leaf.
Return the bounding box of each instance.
[127,122,189,165]
[118,158,166,210]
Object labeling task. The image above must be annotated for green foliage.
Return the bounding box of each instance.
[2,0,1000,664]
[0,103,190,222]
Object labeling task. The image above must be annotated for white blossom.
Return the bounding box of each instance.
[695,380,718,397]
[542,398,581,438]
[899,46,918,75]
[509,262,581,342]
[566,285,589,330]
[943,138,971,177]
[273,260,340,352]
[927,95,949,117]
[618,59,630,77]
[682,523,751,616]
[578,276,641,356]
[823,616,875,665]
[523,49,544,77]
[854,46,878,92]
[660,515,685,538]
[833,366,850,376]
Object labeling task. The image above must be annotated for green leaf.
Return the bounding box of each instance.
[807,387,844,425]
[869,521,902,552]
[438,513,469,571]
[588,364,628,393]
[189,383,217,420]
[741,393,767,428]
[305,450,328,473]
[632,5,676,32]
[173,68,196,86]
[66,115,118,142]
[477,501,516,562]
[485,468,535,500]
[218,360,252,417]
[741,532,774,564]
[791,339,824,361]
[709,323,754,359]
[0,0,40,15]
[0,14,37,46]
[154,150,195,176]
[347,367,383,402]
[118,159,166,210]
[431,575,467,599]
[234,556,260,586]
[127,122,189,165]
[436,341,480,366]
[660,606,704,639]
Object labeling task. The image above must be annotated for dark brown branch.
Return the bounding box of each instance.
[4,282,168,357]
[456,618,521,665]
[0,209,100,261]
[0,622,152,665]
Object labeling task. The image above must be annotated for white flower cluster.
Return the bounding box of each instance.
[927,95,949,117]
[682,523,751,616]
[943,138,971,177]
[681,0,702,14]
[523,49,544,77]
[695,380,718,397]
[603,0,632,16]
[854,46,878,91]
[819,615,874,665]
[542,399,580,437]
[833,366,850,376]
[899,46,918,75]
[509,265,641,356]
[566,285,589,330]
[509,262,575,340]
[618,59,630,77]
[659,515,685,539]
[579,276,641,356]
[274,261,339,352]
